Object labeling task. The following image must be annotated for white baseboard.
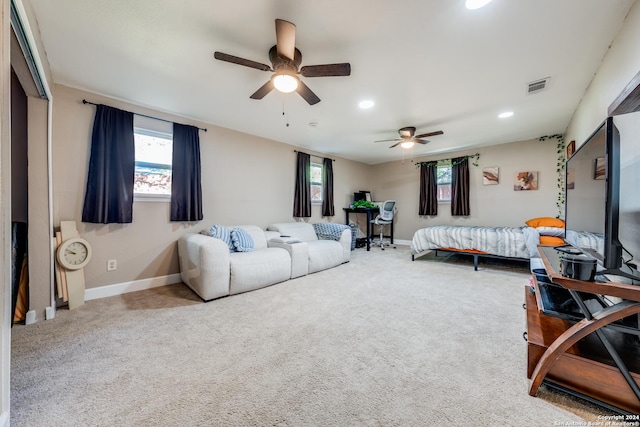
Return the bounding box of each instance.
[394,239,411,246]
[84,273,182,301]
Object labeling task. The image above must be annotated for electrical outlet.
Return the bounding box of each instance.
[107,259,117,271]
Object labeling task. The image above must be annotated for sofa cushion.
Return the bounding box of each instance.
[268,222,318,242]
[229,248,291,295]
[232,225,268,250]
[209,224,235,251]
[308,240,345,273]
[231,227,254,252]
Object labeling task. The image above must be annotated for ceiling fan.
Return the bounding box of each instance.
[375,127,444,149]
[213,19,351,105]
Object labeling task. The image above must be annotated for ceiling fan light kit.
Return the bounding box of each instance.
[214,19,351,105]
[400,141,415,149]
[273,72,299,93]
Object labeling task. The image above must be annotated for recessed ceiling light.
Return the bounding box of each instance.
[498,111,514,119]
[465,0,492,10]
[358,100,375,109]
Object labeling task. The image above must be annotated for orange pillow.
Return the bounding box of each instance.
[525,217,565,228]
[539,236,565,246]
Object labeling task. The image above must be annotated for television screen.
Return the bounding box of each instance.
[564,117,622,271]
[614,112,640,276]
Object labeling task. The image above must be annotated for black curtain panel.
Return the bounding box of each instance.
[171,123,203,222]
[419,161,438,216]
[321,157,335,217]
[82,104,135,224]
[451,156,470,216]
[293,151,312,218]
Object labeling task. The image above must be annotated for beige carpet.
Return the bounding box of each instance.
[11,246,614,426]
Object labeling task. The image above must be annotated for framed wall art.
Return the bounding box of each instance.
[482,167,499,185]
[566,140,576,158]
[514,171,538,191]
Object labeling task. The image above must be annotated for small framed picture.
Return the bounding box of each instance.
[594,157,605,180]
[514,171,538,191]
[566,141,576,158]
[482,167,499,185]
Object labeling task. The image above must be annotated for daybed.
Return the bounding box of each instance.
[410,218,569,270]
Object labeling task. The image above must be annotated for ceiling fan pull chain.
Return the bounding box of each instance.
[282,98,290,127]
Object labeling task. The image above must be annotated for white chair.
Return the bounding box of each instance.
[370,200,396,250]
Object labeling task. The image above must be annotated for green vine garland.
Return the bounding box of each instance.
[415,153,480,168]
[538,134,565,218]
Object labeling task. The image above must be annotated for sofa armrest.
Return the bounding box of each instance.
[268,240,309,278]
[177,233,231,301]
[337,229,352,262]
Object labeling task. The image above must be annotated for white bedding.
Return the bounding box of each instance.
[411,225,541,259]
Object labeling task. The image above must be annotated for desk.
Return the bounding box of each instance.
[343,207,394,251]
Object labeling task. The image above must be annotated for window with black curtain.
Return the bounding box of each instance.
[451,156,470,216]
[293,152,311,218]
[82,104,135,224]
[419,161,438,216]
[321,157,334,217]
[170,123,203,222]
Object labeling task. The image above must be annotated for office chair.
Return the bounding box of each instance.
[370,200,396,250]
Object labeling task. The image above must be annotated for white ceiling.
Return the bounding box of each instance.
[29,0,634,164]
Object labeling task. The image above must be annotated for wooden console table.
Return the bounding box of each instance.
[526,245,640,413]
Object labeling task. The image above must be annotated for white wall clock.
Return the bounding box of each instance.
[57,237,92,270]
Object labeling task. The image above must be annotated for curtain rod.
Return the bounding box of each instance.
[294,150,335,162]
[82,99,207,132]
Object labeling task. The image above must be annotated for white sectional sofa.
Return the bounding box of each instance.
[267,222,351,273]
[177,223,351,302]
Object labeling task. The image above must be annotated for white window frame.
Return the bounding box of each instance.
[133,115,173,202]
[310,162,323,204]
[437,163,452,203]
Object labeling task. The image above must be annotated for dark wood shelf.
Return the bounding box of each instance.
[526,246,640,414]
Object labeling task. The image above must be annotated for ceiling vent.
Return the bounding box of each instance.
[527,77,549,94]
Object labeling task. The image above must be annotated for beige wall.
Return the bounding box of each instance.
[565,0,640,147]
[368,139,560,241]
[52,84,371,289]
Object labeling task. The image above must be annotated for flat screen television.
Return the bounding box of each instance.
[564,117,638,281]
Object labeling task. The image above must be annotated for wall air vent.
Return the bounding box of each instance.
[527,77,549,94]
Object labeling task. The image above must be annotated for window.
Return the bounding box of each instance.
[310,162,323,203]
[133,116,173,198]
[437,163,452,202]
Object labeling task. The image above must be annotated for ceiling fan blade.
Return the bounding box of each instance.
[275,19,296,61]
[374,138,401,143]
[296,81,321,105]
[389,141,402,148]
[299,63,351,77]
[250,80,275,100]
[415,130,444,139]
[214,52,272,72]
[416,139,430,145]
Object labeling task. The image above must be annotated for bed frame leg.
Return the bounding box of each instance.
[474,255,479,271]
[411,254,415,261]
